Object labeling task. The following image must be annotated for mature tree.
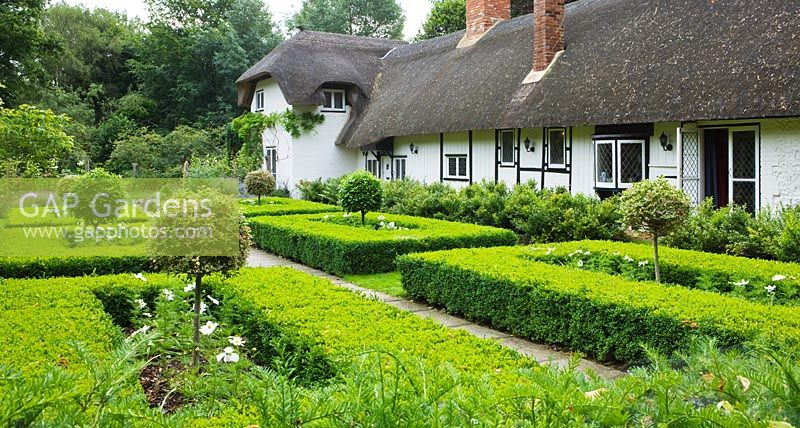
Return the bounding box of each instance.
[132,0,282,129]
[416,0,580,41]
[289,0,405,39]
[619,177,691,283]
[416,0,466,41]
[0,104,74,177]
[0,0,55,104]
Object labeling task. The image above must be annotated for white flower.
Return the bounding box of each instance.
[716,400,733,413]
[379,221,386,228]
[142,312,152,318]
[228,336,246,347]
[765,285,777,294]
[638,260,649,267]
[387,222,397,229]
[132,325,150,336]
[343,213,352,218]
[623,255,634,263]
[772,274,787,282]
[199,321,218,336]
[162,289,175,301]
[76,160,85,167]
[135,299,147,310]
[216,347,240,363]
[732,279,750,287]
[207,295,219,305]
[323,214,330,220]
[199,302,208,313]
[577,260,584,268]
[133,273,147,282]
[184,283,196,293]
[546,247,556,255]
[377,215,386,221]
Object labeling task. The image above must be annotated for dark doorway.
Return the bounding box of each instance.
[703,129,729,208]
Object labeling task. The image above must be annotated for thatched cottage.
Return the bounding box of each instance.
[236,0,800,211]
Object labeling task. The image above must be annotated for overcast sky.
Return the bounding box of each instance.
[60,0,433,40]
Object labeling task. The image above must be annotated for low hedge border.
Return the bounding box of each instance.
[522,240,800,304]
[398,247,800,363]
[249,213,518,275]
[0,277,121,377]
[221,267,535,389]
[240,197,340,218]
[0,256,153,279]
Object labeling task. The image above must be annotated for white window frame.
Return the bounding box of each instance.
[393,158,407,180]
[254,90,265,112]
[728,126,760,212]
[322,89,346,113]
[264,147,277,178]
[593,139,646,189]
[617,140,646,188]
[594,140,617,189]
[445,155,468,178]
[547,128,567,168]
[499,129,516,166]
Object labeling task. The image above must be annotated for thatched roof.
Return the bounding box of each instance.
[238,0,800,148]
[235,31,404,107]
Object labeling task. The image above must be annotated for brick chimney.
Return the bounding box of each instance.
[460,0,510,47]
[533,0,565,72]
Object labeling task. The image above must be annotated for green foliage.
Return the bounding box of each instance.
[338,170,384,224]
[249,212,517,275]
[416,0,466,40]
[456,179,510,227]
[399,246,800,363]
[297,177,342,205]
[0,256,152,279]
[244,170,276,203]
[524,240,800,305]
[619,177,691,240]
[62,168,126,226]
[238,197,340,218]
[666,199,800,263]
[289,0,406,39]
[107,126,222,177]
[0,0,54,105]
[106,132,161,176]
[0,104,74,177]
[188,154,233,179]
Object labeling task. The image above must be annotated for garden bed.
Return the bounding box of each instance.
[398,247,800,363]
[239,197,340,218]
[249,212,518,275]
[521,240,800,304]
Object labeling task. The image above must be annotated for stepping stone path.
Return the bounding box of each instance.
[248,248,624,379]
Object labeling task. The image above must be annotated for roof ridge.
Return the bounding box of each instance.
[295,30,407,48]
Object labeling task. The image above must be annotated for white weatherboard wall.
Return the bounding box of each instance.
[393,133,440,183]
[760,118,800,208]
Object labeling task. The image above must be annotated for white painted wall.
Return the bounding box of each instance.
[254,78,293,190]
[760,117,800,208]
[395,134,440,183]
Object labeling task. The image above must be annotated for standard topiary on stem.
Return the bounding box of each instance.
[245,170,276,204]
[619,177,691,283]
[338,170,383,225]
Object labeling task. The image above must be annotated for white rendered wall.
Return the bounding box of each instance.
[253,78,293,190]
[760,117,800,208]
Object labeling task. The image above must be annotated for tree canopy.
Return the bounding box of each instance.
[289,0,405,39]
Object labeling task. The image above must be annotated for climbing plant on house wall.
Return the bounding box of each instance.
[230,110,324,179]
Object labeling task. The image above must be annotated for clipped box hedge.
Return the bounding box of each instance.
[221,267,534,388]
[398,247,800,363]
[239,197,340,218]
[249,213,518,275]
[0,255,153,279]
[522,240,800,304]
[0,277,121,376]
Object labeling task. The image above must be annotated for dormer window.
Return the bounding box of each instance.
[254,90,265,111]
[322,89,346,112]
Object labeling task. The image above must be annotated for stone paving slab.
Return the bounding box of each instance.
[246,249,624,379]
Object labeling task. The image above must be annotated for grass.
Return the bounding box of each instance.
[343,271,405,297]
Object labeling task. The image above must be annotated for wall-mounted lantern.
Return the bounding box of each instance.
[409,143,419,154]
[523,137,535,153]
[660,132,673,151]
